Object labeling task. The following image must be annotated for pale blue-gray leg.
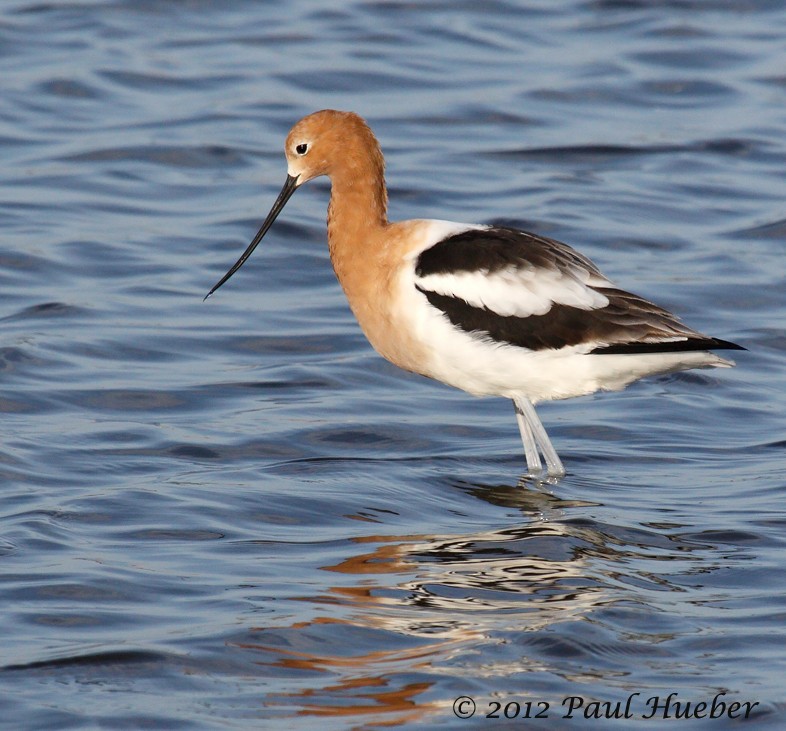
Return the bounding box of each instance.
[514,401,542,474]
[513,396,565,478]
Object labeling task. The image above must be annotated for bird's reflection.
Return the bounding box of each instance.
[231,480,616,724]
[231,474,733,726]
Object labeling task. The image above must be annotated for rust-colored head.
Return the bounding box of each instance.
[283,109,384,185]
[205,110,384,299]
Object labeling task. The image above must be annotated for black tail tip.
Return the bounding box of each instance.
[710,338,746,352]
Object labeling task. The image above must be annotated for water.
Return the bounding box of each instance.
[0,1,784,728]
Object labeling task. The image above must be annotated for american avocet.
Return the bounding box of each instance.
[206,110,744,478]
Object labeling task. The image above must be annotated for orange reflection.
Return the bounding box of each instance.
[234,495,605,726]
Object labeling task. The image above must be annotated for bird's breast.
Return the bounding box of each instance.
[327,221,436,377]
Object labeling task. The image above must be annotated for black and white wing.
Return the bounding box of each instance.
[414,226,743,354]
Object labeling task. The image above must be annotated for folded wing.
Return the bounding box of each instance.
[414,226,744,354]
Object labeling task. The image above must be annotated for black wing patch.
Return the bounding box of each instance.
[415,226,745,354]
[416,285,602,350]
[415,225,603,279]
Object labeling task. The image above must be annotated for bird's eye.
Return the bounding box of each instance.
[296,143,308,155]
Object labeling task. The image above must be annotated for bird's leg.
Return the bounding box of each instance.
[514,401,542,475]
[513,396,565,478]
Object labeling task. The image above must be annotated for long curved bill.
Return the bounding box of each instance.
[204,174,299,300]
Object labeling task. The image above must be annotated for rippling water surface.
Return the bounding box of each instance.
[1,1,785,728]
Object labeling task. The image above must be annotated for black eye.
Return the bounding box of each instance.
[296,143,308,155]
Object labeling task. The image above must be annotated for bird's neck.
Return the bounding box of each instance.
[326,166,388,242]
[326,165,389,286]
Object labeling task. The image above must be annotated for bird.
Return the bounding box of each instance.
[205,109,744,479]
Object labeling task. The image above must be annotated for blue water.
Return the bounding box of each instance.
[1,1,784,729]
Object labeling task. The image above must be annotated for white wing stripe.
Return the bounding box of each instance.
[415,266,610,317]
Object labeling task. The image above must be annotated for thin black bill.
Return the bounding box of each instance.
[204,173,299,300]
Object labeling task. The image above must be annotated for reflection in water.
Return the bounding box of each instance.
[236,620,440,724]
[326,525,603,632]
[231,486,605,723]
[228,482,739,725]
